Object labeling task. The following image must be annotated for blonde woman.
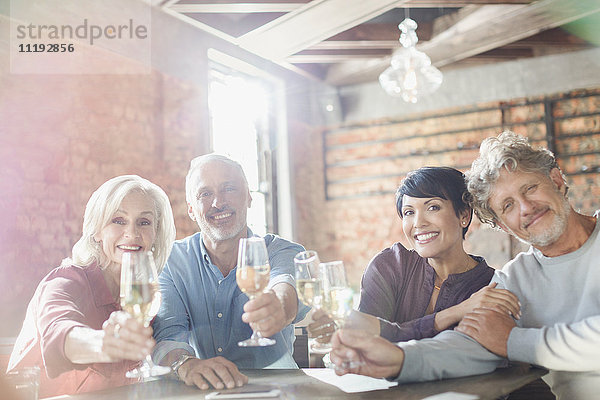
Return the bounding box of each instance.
[8,175,176,397]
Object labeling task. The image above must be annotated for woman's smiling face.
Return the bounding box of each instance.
[95,190,157,268]
[401,195,466,260]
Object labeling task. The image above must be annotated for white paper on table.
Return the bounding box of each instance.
[301,368,398,393]
[421,392,479,400]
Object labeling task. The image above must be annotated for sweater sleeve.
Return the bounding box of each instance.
[395,330,505,383]
[507,315,600,371]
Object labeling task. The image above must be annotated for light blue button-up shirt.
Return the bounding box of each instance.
[152,230,309,369]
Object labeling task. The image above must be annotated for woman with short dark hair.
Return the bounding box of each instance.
[357,167,520,341]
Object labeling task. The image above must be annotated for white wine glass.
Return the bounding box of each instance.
[236,237,276,347]
[321,261,364,372]
[321,261,354,324]
[120,251,171,378]
[294,250,332,354]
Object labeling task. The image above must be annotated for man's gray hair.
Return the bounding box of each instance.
[185,153,248,204]
[466,130,565,227]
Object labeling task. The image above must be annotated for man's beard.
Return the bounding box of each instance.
[198,213,247,243]
[514,193,571,248]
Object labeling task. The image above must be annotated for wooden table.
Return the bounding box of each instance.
[45,363,547,400]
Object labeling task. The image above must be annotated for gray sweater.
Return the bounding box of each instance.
[395,213,600,400]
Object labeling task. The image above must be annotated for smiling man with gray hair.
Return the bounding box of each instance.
[330,131,600,399]
[152,154,308,391]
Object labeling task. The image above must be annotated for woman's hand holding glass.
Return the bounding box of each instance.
[101,311,155,363]
[303,260,354,342]
[296,254,363,371]
[120,251,171,378]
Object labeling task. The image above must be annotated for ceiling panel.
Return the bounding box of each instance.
[158,0,600,85]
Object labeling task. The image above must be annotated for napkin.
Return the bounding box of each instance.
[421,392,479,400]
[302,368,398,393]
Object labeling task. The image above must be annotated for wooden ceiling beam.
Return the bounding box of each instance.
[236,0,410,60]
[326,21,434,42]
[307,40,398,50]
[170,3,303,13]
[287,54,388,63]
[184,13,283,37]
[402,0,532,6]
[174,0,307,3]
[509,27,591,46]
[325,0,600,86]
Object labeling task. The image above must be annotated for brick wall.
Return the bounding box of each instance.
[0,62,205,336]
[293,88,600,290]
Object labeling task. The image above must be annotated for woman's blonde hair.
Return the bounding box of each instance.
[64,175,176,273]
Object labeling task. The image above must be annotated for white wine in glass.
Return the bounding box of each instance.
[294,250,323,308]
[294,251,331,354]
[120,251,171,378]
[296,278,323,308]
[236,237,276,347]
[321,260,363,372]
[322,261,354,323]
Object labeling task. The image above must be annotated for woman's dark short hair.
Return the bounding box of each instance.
[395,167,473,238]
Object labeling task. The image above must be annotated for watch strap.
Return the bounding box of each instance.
[171,354,195,379]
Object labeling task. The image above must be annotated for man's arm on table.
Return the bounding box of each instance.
[152,263,248,390]
[459,309,600,371]
[331,329,504,383]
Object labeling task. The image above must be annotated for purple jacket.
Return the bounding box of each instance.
[358,243,494,342]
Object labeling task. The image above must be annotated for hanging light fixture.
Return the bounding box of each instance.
[379,18,443,103]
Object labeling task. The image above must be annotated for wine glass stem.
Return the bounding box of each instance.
[247,294,264,338]
[252,330,265,340]
[144,354,156,367]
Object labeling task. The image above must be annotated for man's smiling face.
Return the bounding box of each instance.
[187,159,251,244]
[489,167,571,248]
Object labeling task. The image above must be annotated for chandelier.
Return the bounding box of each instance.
[379,18,443,103]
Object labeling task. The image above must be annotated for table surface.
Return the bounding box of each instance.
[45,363,547,400]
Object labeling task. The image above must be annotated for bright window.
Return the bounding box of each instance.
[208,69,271,236]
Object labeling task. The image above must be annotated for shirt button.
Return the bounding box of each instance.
[217,312,223,318]
[217,347,223,353]
[218,280,222,284]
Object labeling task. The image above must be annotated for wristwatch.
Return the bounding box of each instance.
[171,354,195,379]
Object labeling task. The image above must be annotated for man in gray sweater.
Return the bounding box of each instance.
[331,131,600,399]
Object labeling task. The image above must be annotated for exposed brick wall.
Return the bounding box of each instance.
[293,88,600,290]
[0,61,205,336]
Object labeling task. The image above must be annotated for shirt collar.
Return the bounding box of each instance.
[199,227,256,265]
[85,263,119,307]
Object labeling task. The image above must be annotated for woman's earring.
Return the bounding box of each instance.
[151,245,156,252]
